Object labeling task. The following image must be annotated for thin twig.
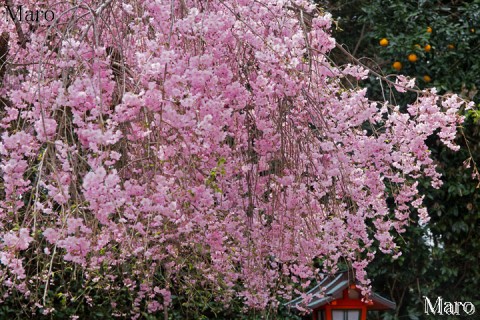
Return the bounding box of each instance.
[95,0,114,16]
[332,43,423,94]
[352,23,366,57]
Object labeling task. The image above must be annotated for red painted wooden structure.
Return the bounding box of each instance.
[286,270,396,320]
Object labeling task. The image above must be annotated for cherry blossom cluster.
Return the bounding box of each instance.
[0,0,469,317]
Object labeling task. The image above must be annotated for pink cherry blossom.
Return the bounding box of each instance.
[0,0,469,316]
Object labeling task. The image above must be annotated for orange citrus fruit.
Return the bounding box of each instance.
[424,44,432,52]
[379,38,389,46]
[471,28,475,33]
[408,53,418,62]
[414,44,421,50]
[392,61,402,71]
[447,44,455,50]
[423,75,432,83]
[427,26,433,33]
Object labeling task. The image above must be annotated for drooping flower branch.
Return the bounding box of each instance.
[0,0,471,317]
